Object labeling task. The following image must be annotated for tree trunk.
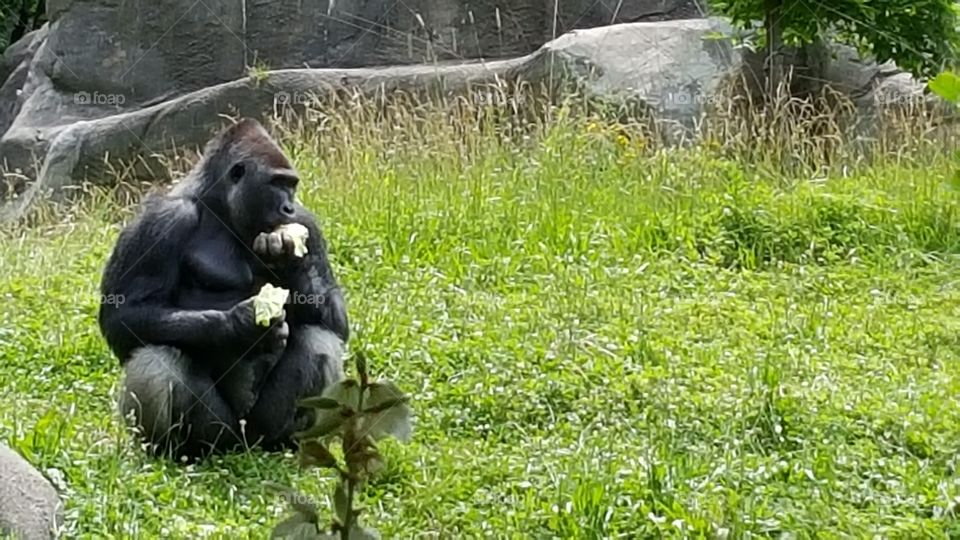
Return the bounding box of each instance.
[764,0,784,99]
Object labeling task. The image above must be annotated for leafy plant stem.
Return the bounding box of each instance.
[339,354,369,540]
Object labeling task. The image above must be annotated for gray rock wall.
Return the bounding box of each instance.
[35,0,703,107]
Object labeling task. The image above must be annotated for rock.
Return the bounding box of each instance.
[0,445,63,539]
[26,0,703,108]
[1,27,43,84]
[528,18,740,123]
[740,38,945,114]
[822,44,944,113]
[0,26,47,138]
[554,0,700,29]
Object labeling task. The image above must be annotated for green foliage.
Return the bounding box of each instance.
[930,70,960,103]
[709,0,960,78]
[0,0,44,50]
[247,57,272,84]
[271,358,412,539]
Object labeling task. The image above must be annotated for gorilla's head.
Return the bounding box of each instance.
[193,119,301,240]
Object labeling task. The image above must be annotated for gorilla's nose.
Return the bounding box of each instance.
[281,203,295,217]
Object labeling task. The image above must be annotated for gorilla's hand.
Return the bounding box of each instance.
[227,297,290,352]
[253,229,299,266]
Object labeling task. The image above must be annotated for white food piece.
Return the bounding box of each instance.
[254,283,289,326]
[276,223,309,257]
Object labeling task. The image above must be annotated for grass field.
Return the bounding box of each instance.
[2,99,960,538]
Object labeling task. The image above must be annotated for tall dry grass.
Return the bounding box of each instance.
[2,80,956,234]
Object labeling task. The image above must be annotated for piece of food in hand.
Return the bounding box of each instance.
[275,223,309,257]
[254,284,290,326]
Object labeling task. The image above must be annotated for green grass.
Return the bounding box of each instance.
[3,104,960,538]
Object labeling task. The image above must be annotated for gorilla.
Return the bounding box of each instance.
[98,118,349,458]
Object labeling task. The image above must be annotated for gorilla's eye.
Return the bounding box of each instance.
[228,163,245,182]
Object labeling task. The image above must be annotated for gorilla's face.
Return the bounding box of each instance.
[226,158,299,240]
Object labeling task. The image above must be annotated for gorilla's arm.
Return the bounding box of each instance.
[99,198,246,360]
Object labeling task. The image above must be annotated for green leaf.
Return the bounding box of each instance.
[298,439,338,469]
[363,382,408,410]
[362,397,410,415]
[929,71,960,104]
[359,382,413,441]
[254,284,289,326]
[294,408,348,440]
[270,514,322,539]
[333,481,349,524]
[360,405,412,442]
[360,405,413,442]
[323,380,362,409]
[299,396,341,409]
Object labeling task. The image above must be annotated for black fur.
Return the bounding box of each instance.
[98,119,348,459]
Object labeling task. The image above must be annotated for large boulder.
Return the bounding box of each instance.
[527,17,740,122]
[0,444,63,539]
[0,26,47,141]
